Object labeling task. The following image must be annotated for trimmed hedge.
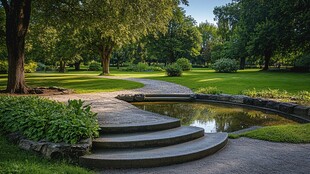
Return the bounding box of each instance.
[0,96,99,144]
[212,58,239,73]
[176,58,192,71]
[165,64,183,77]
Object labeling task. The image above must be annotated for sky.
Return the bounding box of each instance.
[180,0,233,25]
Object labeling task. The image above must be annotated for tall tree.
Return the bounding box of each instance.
[1,0,31,93]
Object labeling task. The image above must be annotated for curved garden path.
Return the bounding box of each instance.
[47,76,310,174]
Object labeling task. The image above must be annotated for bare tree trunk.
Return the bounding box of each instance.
[2,0,32,93]
[240,57,246,70]
[99,41,114,75]
[58,60,66,73]
[263,50,272,71]
[74,61,81,71]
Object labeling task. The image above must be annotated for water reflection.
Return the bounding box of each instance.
[133,102,297,133]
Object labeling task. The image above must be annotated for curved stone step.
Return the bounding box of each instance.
[93,126,204,149]
[100,119,180,134]
[80,133,228,169]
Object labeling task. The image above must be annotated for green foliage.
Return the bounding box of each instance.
[0,60,8,74]
[212,58,238,73]
[36,62,46,71]
[0,96,99,144]
[165,64,183,77]
[231,124,310,143]
[88,61,101,71]
[123,63,164,72]
[242,88,310,104]
[176,58,192,71]
[24,61,38,73]
[196,87,222,95]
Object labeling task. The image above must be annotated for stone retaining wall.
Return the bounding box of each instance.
[116,94,310,123]
[6,132,92,162]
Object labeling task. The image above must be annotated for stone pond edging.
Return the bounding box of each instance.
[116,93,310,123]
[6,132,92,162]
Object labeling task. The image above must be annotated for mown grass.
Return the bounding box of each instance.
[0,133,93,174]
[229,123,310,143]
[0,72,144,93]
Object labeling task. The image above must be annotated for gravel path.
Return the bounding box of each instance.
[47,76,310,174]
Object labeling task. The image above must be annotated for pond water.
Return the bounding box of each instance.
[132,102,298,133]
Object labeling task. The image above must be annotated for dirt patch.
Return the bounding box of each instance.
[0,87,74,96]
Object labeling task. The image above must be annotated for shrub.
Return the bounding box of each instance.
[196,87,222,95]
[88,61,101,71]
[36,62,46,71]
[25,61,38,73]
[123,62,164,72]
[212,58,238,73]
[165,64,183,77]
[176,58,192,71]
[0,96,99,144]
[0,60,8,74]
[242,88,289,99]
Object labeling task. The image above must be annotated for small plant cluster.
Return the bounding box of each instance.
[88,61,101,71]
[176,58,192,71]
[242,88,310,103]
[1,60,37,73]
[0,60,8,74]
[165,64,183,77]
[196,87,223,95]
[0,96,99,144]
[123,62,164,72]
[212,58,239,73]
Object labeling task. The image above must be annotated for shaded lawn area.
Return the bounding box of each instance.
[0,134,93,174]
[112,68,310,94]
[0,72,144,93]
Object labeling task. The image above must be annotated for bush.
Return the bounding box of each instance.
[36,62,46,71]
[212,58,239,73]
[242,88,289,99]
[0,96,99,144]
[0,60,8,74]
[88,61,101,71]
[176,58,192,71]
[165,64,183,77]
[123,62,164,72]
[25,61,38,73]
[196,87,222,94]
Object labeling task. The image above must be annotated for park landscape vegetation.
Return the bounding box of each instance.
[0,0,309,173]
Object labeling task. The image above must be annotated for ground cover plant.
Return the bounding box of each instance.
[0,96,99,144]
[0,133,93,174]
[229,123,310,143]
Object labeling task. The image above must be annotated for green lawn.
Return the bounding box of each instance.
[1,68,309,94]
[112,68,310,94]
[0,134,93,174]
[229,123,310,143]
[0,72,144,93]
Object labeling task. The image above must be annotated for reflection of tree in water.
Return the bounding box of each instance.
[134,102,297,132]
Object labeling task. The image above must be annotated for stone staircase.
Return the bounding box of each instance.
[79,117,228,169]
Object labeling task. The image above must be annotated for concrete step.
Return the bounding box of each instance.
[80,133,228,169]
[100,119,180,134]
[93,126,204,149]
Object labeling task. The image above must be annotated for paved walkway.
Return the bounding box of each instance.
[48,77,310,174]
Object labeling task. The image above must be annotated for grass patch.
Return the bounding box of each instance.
[0,133,93,174]
[229,124,310,143]
[0,72,144,93]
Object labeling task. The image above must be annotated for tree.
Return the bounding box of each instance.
[147,7,202,64]
[1,0,31,93]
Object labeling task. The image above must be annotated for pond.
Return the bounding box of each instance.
[132,102,298,133]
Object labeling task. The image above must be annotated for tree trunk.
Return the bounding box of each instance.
[263,50,272,70]
[117,58,120,70]
[74,61,81,71]
[59,60,66,73]
[240,57,246,70]
[99,41,114,75]
[2,0,32,93]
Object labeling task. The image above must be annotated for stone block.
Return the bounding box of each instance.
[134,94,145,102]
[293,106,309,117]
[266,101,280,110]
[229,95,247,104]
[279,103,298,114]
[217,94,232,101]
[196,94,212,100]
[116,94,135,102]
[252,98,268,107]
[243,97,254,105]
